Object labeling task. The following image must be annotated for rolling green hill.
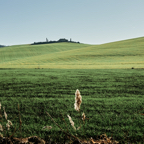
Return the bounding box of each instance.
[0,37,144,69]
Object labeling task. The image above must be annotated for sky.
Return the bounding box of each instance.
[0,0,144,46]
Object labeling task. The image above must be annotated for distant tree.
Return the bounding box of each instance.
[58,38,68,42]
[31,38,80,45]
[0,45,5,48]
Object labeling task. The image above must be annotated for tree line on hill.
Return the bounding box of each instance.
[31,38,80,45]
[0,45,5,48]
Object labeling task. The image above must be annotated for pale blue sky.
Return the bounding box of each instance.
[1,0,144,46]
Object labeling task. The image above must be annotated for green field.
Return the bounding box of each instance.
[0,69,144,143]
[0,37,144,143]
[0,36,144,69]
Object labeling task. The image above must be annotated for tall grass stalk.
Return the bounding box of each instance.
[44,89,95,143]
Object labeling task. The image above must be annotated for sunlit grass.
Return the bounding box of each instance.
[0,37,144,69]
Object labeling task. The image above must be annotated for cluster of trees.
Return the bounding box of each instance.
[31,38,80,45]
[0,45,5,48]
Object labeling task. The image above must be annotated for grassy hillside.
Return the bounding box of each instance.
[0,37,144,69]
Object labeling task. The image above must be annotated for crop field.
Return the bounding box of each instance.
[0,37,144,69]
[0,68,144,143]
[0,37,144,143]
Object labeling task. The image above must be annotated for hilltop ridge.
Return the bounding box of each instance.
[31,38,80,45]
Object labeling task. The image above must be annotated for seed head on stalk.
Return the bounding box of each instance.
[3,107,7,120]
[0,124,3,131]
[74,89,82,112]
[6,123,10,131]
[7,120,13,126]
[82,112,86,121]
[42,126,52,130]
[67,115,76,131]
[0,133,3,137]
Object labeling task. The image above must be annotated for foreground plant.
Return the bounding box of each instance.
[67,89,84,131]
[44,89,120,143]
[44,89,86,143]
[0,103,23,143]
